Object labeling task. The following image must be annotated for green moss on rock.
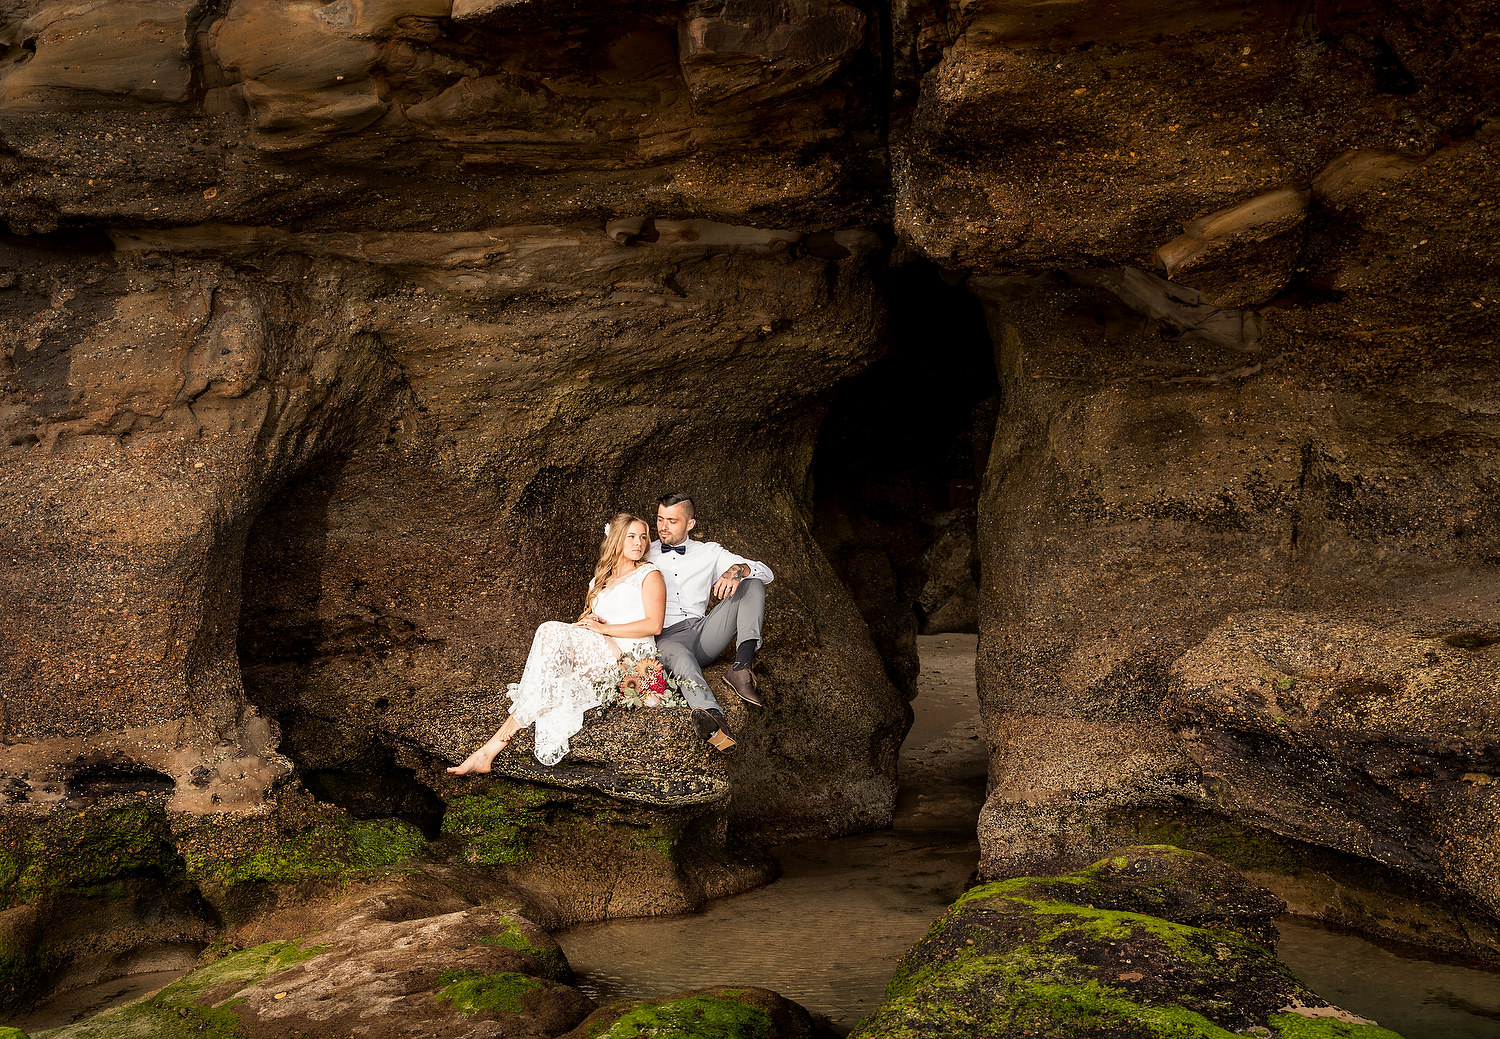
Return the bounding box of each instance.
[853,847,1404,1039]
[625,826,677,859]
[474,920,567,979]
[1269,1014,1403,1039]
[0,802,179,910]
[587,993,775,1039]
[0,936,46,1022]
[441,786,549,866]
[985,977,1242,1037]
[474,920,536,955]
[0,1025,30,1039]
[179,810,428,889]
[37,940,324,1039]
[433,969,544,1015]
[0,852,19,902]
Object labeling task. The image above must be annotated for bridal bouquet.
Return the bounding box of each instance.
[596,653,688,709]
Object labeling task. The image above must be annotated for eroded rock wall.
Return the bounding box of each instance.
[0,4,905,996]
[892,0,1500,959]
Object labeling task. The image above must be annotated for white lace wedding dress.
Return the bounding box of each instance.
[507,562,659,765]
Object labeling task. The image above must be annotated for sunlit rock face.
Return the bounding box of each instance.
[899,0,1500,960]
[0,0,884,231]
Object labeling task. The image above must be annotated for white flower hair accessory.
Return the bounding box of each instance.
[604,522,612,536]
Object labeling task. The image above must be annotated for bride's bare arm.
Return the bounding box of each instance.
[577,570,666,637]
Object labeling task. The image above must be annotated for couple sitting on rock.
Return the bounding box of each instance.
[447,492,769,773]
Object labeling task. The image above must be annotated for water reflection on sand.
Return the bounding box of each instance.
[558,634,988,1033]
[559,634,1500,1039]
[1277,917,1500,1039]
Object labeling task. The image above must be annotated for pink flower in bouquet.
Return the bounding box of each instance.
[647,670,667,695]
[641,690,664,707]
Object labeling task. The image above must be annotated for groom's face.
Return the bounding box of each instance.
[656,503,695,546]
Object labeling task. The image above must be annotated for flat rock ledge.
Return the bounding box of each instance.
[851,845,1405,1039]
[460,702,747,808]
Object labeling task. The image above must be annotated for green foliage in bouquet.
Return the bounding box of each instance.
[595,653,689,709]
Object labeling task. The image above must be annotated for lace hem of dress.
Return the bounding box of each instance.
[505,620,619,766]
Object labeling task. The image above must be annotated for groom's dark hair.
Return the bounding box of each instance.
[657,491,695,518]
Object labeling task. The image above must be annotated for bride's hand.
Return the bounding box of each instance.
[577,615,605,632]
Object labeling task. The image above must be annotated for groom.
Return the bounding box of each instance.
[650,492,772,751]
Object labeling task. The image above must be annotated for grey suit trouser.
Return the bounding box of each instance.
[656,579,765,712]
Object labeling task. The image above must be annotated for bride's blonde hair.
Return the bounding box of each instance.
[581,512,649,617]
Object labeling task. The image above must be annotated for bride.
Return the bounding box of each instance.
[448,512,666,772]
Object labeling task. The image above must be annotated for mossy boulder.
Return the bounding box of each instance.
[1113,805,1500,965]
[562,986,829,1039]
[851,846,1404,1039]
[40,892,591,1039]
[38,940,325,1039]
[428,775,772,921]
[218,901,593,1039]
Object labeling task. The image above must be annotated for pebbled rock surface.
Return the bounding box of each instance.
[851,846,1402,1039]
[891,0,1496,279]
[916,0,1500,963]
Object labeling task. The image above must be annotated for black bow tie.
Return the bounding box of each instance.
[660,543,687,555]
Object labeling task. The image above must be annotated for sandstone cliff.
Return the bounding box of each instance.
[0,0,1496,1014]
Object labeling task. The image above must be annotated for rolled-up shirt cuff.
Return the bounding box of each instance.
[743,562,774,584]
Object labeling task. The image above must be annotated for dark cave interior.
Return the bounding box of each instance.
[810,260,998,698]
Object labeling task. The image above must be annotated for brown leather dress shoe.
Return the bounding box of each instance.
[691,708,736,751]
[722,666,762,707]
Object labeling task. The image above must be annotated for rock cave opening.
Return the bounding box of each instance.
[810,260,998,703]
[236,459,447,841]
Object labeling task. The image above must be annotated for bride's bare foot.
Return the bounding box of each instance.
[446,739,508,775]
[447,717,520,775]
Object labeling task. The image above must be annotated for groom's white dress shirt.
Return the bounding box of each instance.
[649,539,774,629]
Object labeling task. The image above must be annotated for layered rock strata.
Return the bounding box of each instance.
[889,0,1500,961]
[0,0,904,1013]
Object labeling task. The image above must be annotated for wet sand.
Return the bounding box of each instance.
[5,968,193,1034]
